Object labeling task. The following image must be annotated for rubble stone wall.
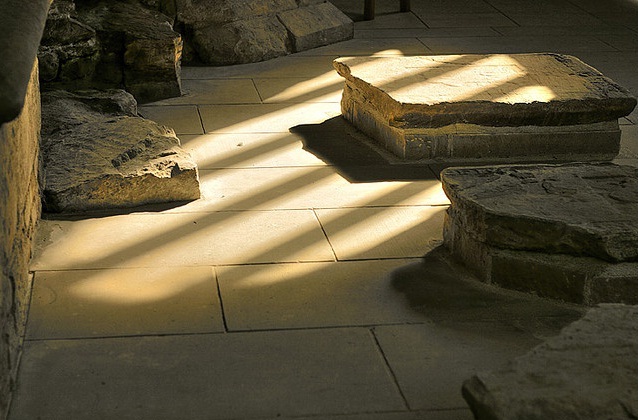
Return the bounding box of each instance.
[0,62,42,420]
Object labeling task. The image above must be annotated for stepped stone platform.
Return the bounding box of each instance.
[333,54,637,162]
[441,163,638,305]
[462,304,638,420]
[41,89,200,213]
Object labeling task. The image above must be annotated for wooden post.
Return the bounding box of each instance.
[400,0,411,12]
[364,0,375,20]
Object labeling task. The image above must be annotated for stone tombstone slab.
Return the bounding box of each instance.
[333,54,637,162]
[41,90,200,213]
[463,304,638,420]
[441,163,638,305]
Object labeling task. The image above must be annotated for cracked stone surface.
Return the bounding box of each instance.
[41,89,200,213]
[442,163,638,305]
[462,304,638,420]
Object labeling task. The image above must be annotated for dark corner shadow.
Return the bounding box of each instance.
[41,200,195,221]
[290,116,439,183]
[390,245,584,328]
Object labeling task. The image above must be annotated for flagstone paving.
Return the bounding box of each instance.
[10,0,637,418]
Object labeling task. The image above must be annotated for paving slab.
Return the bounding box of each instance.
[183,167,448,212]
[137,105,203,135]
[441,163,638,304]
[31,210,334,270]
[334,54,636,161]
[295,38,430,56]
[147,79,262,105]
[178,132,328,169]
[373,323,541,410]
[198,102,341,133]
[217,259,428,331]
[10,329,405,419]
[315,206,446,260]
[462,304,638,420]
[389,250,585,335]
[254,75,344,103]
[27,267,222,339]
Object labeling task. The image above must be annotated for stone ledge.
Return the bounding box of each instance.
[462,304,638,419]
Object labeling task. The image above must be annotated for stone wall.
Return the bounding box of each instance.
[0,62,42,420]
[0,1,48,417]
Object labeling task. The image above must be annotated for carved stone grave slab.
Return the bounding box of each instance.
[334,54,637,162]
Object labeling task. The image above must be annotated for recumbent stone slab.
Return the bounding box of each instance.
[41,89,200,213]
[441,163,638,305]
[334,54,637,161]
[462,304,638,420]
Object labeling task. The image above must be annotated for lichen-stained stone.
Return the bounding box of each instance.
[462,304,638,420]
[333,54,637,161]
[441,163,638,305]
[278,2,353,53]
[41,90,200,213]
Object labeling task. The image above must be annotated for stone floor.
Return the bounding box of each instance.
[10,0,638,419]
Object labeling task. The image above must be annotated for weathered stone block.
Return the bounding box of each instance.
[463,304,638,419]
[334,54,637,161]
[278,2,353,52]
[191,17,292,66]
[442,163,638,305]
[173,0,353,65]
[41,90,200,213]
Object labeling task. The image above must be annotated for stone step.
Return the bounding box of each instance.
[333,54,637,162]
[441,163,638,305]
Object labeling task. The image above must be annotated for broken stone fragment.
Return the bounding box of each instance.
[462,304,638,420]
[41,89,200,213]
